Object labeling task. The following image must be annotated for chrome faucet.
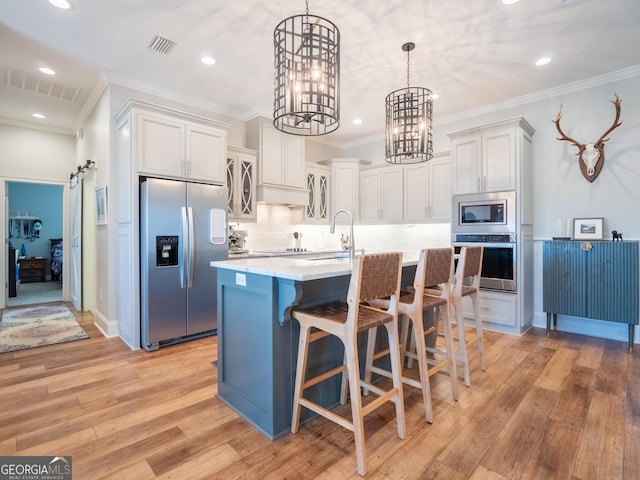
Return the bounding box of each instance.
[330,209,355,261]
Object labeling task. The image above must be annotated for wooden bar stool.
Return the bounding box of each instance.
[363,248,458,424]
[290,252,405,477]
[450,245,486,386]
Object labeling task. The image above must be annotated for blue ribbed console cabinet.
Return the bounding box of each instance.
[542,240,639,352]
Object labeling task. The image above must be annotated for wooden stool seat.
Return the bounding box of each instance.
[362,248,458,424]
[450,246,486,387]
[291,252,406,477]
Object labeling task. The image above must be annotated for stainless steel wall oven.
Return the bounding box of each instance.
[453,234,517,292]
[452,191,518,293]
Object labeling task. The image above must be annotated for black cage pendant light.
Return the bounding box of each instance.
[385,42,433,164]
[273,0,340,136]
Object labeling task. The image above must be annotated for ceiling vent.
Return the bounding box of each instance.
[147,35,175,54]
[3,68,80,101]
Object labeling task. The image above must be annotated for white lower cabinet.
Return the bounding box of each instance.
[461,290,517,328]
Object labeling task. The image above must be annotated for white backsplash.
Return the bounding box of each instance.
[232,204,452,253]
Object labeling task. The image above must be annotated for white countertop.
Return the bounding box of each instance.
[211,251,421,281]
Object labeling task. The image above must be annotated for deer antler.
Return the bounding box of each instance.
[595,93,622,146]
[553,105,584,155]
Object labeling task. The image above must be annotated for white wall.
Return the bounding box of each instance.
[0,124,75,309]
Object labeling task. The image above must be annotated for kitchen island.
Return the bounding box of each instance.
[210,252,419,439]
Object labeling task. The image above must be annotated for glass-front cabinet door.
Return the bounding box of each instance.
[305,165,330,223]
[227,146,257,222]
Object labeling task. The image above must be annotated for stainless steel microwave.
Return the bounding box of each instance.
[452,191,516,234]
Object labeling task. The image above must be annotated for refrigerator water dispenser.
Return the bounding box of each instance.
[156,235,179,267]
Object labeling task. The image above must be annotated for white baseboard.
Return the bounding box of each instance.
[532,311,636,344]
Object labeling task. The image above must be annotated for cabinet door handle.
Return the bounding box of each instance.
[477,177,481,191]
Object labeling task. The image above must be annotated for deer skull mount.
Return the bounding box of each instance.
[553,94,622,183]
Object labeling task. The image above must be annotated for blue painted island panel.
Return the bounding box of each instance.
[216,267,351,438]
[215,263,419,439]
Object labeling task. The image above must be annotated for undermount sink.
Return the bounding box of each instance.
[302,252,350,261]
[301,250,366,261]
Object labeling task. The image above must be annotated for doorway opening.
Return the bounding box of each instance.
[6,181,63,307]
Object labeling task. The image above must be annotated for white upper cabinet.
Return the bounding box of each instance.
[449,118,534,195]
[403,152,452,223]
[246,118,307,204]
[227,146,257,222]
[137,110,226,184]
[359,165,404,224]
[186,124,227,184]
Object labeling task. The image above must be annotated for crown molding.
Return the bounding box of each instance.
[103,71,247,121]
[0,117,74,136]
[437,65,640,126]
[73,74,109,130]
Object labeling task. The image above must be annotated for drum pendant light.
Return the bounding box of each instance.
[273,0,340,136]
[385,42,433,164]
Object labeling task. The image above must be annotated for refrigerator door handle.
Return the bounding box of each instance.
[187,206,195,288]
[181,206,188,289]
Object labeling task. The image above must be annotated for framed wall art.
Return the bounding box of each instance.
[573,217,604,240]
[95,184,107,225]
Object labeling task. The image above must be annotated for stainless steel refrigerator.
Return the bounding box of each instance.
[140,177,228,351]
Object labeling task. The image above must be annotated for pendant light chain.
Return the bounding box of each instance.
[406,47,410,90]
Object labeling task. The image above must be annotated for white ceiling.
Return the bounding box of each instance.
[1,0,639,145]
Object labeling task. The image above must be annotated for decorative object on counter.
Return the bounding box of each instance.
[273,0,340,136]
[612,230,623,241]
[553,94,622,182]
[555,217,572,239]
[228,225,248,254]
[293,231,303,250]
[385,42,433,164]
[573,217,604,240]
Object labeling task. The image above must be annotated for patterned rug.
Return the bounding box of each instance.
[0,304,89,353]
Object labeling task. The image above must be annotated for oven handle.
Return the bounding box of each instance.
[453,242,516,248]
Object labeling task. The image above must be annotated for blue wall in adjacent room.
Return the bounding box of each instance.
[8,181,63,263]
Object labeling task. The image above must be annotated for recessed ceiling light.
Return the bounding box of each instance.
[502,0,519,4]
[201,56,216,66]
[32,113,45,119]
[39,67,56,75]
[432,93,440,100]
[49,0,74,10]
[536,57,551,66]
[352,118,362,125]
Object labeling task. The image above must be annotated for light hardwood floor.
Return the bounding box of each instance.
[1,305,638,479]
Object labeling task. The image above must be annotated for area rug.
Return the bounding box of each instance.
[0,304,89,353]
